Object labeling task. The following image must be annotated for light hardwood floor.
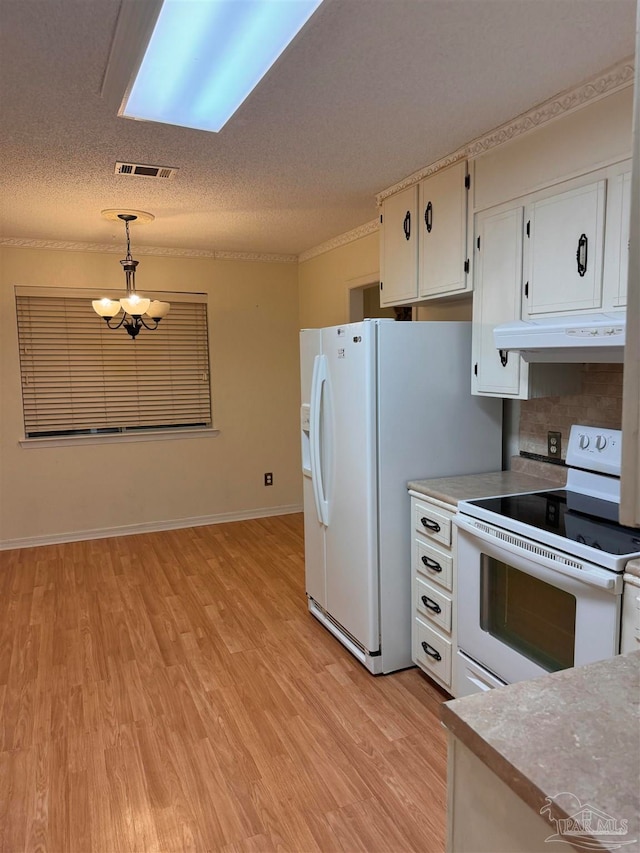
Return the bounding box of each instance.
[0,514,449,853]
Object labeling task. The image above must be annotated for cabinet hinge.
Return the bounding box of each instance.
[464,259,469,274]
[380,281,383,291]
[524,282,529,297]
[380,214,383,224]
[464,174,471,190]
[476,235,481,251]
[526,220,530,238]
[474,363,478,377]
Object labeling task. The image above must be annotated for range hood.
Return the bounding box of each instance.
[493,312,625,363]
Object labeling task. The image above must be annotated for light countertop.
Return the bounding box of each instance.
[408,460,566,507]
[625,558,640,579]
[441,652,640,852]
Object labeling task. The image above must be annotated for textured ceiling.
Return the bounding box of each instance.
[0,0,636,257]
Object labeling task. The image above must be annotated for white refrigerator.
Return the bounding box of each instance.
[300,319,502,674]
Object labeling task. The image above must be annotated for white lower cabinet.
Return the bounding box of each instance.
[410,492,456,691]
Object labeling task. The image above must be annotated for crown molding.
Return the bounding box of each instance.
[376,57,635,203]
[298,219,379,263]
[3,59,634,267]
[0,237,298,264]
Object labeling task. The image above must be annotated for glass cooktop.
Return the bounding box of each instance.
[467,489,640,557]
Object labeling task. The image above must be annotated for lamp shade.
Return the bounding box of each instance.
[120,294,151,316]
[146,300,171,319]
[92,298,121,318]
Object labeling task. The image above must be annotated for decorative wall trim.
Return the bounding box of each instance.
[0,503,303,551]
[0,236,298,264]
[298,219,379,263]
[376,57,635,203]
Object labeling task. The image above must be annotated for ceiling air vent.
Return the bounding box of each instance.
[114,162,178,179]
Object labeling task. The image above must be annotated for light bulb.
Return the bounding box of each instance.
[120,294,150,316]
[92,298,121,318]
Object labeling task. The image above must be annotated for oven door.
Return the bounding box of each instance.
[455,516,622,686]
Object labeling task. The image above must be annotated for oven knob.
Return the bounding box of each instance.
[579,434,590,449]
[595,435,607,451]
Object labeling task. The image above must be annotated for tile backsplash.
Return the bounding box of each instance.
[519,364,623,460]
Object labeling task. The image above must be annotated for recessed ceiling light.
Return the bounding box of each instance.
[118,0,323,133]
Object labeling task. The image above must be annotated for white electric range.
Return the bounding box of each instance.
[453,425,640,696]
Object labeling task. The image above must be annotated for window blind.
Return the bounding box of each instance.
[16,292,212,437]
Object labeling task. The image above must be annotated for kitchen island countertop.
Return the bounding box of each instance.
[441,652,640,852]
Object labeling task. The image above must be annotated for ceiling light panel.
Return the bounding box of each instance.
[121,0,323,133]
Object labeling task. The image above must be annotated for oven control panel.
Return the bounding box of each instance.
[566,425,621,476]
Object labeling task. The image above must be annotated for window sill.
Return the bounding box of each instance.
[19,427,221,449]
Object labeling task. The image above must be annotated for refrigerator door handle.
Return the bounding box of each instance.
[310,354,330,526]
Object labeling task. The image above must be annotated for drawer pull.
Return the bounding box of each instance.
[421,594,441,614]
[420,516,441,532]
[421,641,442,662]
[421,554,442,572]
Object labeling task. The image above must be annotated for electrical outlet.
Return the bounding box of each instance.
[548,431,561,459]
[264,472,273,486]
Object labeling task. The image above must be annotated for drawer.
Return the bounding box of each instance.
[413,500,452,547]
[413,537,453,591]
[415,575,452,633]
[414,618,452,687]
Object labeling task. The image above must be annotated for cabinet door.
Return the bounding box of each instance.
[525,180,606,315]
[608,170,631,308]
[379,184,419,305]
[418,160,469,298]
[472,206,524,396]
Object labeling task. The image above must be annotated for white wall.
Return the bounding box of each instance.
[0,247,302,546]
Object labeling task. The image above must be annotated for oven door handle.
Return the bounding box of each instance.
[454,516,622,592]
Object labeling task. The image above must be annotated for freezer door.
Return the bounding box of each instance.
[320,322,379,653]
[300,329,325,607]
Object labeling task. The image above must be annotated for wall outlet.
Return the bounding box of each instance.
[547,431,561,459]
[264,472,273,486]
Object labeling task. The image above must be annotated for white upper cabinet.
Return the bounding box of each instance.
[607,169,632,308]
[524,180,606,316]
[472,205,524,397]
[519,161,631,319]
[472,201,583,400]
[418,160,469,299]
[379,184,419,305]
[380,161,470,306]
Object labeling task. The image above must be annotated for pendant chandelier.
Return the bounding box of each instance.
[92,211,170,339]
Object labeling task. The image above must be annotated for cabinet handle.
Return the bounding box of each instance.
[424,201,433,233]
[421,554,443,572]
[499,349,509,367]
[421,594,442,614]
[421,641,442,662]
[576,233,588,277]
[403,211,411,241]
[420,516,441,532]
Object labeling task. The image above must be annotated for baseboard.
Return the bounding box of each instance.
[0,504,303,551]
